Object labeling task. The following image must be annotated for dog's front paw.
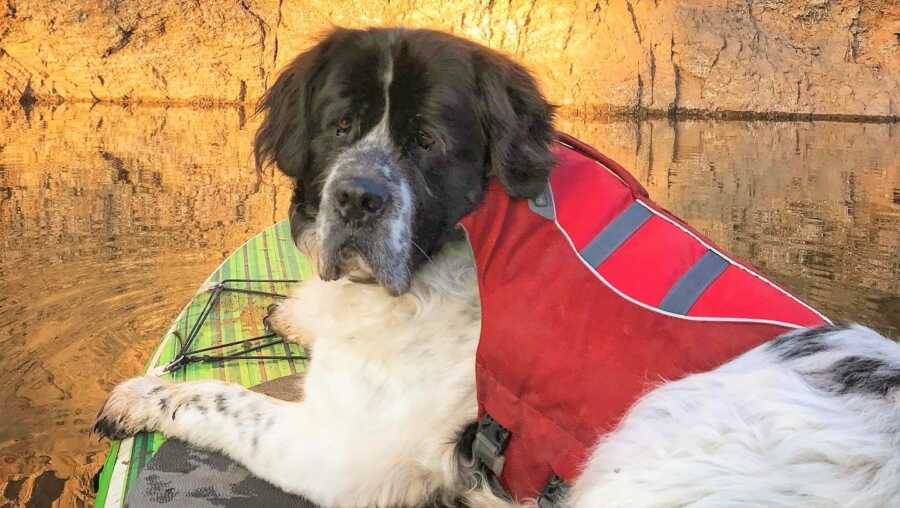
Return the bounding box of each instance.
[264,303,307,346]
[93,376,170,440]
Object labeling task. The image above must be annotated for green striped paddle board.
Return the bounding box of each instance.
[93,221,310,507]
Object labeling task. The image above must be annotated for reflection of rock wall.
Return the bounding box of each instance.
[0,104,897,507]
[0,104,291,508]
[558,117,900,335]
[0,105,290,265]
[1,1,899,118]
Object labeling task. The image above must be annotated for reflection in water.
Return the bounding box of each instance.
[0,104,293,507]
[1,104,898,505]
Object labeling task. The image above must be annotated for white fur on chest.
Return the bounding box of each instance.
[275,241,483,503]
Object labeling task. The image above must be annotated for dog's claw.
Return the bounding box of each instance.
[93,376,169,440]
[262,302,307,348]
[92,412,134,441]
[264,304,280,333]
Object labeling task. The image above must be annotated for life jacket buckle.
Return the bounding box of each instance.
[537,475,570,508]
[528,186,555,220]
[472,414,510,477]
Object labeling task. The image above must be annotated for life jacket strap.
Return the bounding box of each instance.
[537,475,570,508]
[658,250,729,314]
[472,414,510,477]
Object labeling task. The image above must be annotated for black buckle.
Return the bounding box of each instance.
[528,185,555,220]
[537,475,570,508]
[472,414,510,477]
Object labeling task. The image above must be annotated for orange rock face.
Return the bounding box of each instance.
[1,1,898,118]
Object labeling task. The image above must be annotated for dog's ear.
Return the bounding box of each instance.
[474,50,556,199]
[254,30,342,178]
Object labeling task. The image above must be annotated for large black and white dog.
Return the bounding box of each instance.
[96,28,900,507]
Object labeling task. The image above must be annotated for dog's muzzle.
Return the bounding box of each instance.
[317,146,413,295]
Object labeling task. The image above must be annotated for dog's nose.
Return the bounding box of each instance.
[334,177,390,225]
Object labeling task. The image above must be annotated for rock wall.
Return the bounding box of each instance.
[1,0,898,118]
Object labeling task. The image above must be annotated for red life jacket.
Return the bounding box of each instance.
[458,133,830,503]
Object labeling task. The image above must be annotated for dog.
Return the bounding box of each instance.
[95,27,900,507]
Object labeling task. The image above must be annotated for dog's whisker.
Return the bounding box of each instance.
[421,180,435,199]
[408,167,435,199]
[411,239,433,263]
[287,202,298,224]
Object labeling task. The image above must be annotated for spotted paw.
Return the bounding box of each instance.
[93,376,170,440]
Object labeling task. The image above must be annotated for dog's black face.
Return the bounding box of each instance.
[255,28,555,295]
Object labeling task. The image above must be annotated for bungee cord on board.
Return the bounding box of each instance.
[162,278,308,373]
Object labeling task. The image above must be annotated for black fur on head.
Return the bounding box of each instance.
[472,47,556,198]
[254,27,555,294]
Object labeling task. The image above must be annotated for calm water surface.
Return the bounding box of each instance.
[0,104,898,506]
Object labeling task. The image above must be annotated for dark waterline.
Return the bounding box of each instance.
[0,104,898,506]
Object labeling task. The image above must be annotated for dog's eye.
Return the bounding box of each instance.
[336,116,352,137]
[415,130,434,150]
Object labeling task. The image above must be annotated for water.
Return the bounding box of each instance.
[1,104,898,506]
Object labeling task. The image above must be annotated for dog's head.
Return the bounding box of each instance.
[255,28,555,295]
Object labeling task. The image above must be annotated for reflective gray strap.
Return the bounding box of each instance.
[579,202,652,267]
[659,250,729,314]
[528,185,555,220]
